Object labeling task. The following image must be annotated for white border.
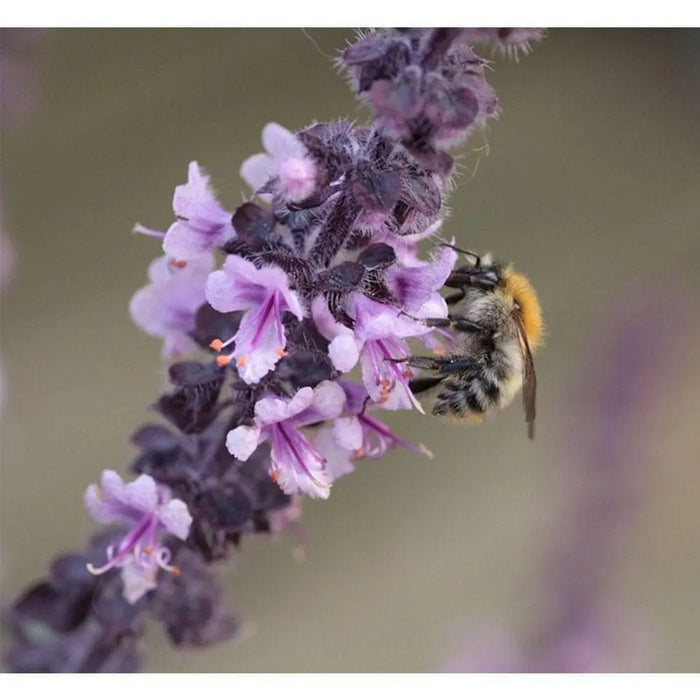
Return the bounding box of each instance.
[1,673,700,697]
[1,1,699,28]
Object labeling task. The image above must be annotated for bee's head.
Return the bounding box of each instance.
[452,250,503,289]
[503,267,544,351]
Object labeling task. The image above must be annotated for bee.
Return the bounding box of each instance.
[406,246,543,438]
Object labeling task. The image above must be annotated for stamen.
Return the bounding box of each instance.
[237,355,247,369]
[133,224,165,239]
[276,346,288,357]
[210,335,236,352]
[216,355,232,367]
[354,448,365,459]
[148,547,181,576]
[86,560,117,576]
[169,258,187,269]
[270,470,279,483]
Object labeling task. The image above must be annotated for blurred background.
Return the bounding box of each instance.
[1,29,699,672]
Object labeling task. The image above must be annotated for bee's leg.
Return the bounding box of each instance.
[419,317,452,328]
[408,376,444,395]
[445,270,498,290]
[420,315,484,334]
[450,317,485,333]
[444,289,466,306]
[390,355,443,371]
[392,355,477,374]
[435,359,477,374]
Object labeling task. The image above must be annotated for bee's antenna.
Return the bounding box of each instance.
[435,238,481,268]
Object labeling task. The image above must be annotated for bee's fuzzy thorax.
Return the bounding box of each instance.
[503,268,544,351]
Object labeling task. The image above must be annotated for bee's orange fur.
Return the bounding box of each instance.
[503,269,544,351]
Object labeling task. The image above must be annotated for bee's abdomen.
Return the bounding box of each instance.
[433,377,502,419]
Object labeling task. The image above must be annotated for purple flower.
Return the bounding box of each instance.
[311,294,435,411]
[310,378,433,482]
[240,122,318,203]
[353,296,435,412]
[373,219,444,265]
[339,380,432,459]
[135,162,234,262]
[387,242,456,314]
[129,252,213,357]
[226,381,346,499]
[84,470,193,604]
[205,255,305,384]
[312,425,357,480]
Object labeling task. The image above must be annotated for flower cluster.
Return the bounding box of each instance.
[3,28,542,672]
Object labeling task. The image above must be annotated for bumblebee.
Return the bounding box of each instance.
[407,247,543,438]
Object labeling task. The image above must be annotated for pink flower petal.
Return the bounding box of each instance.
[158,498,193,540]
[163,221,223,260]
[123,474,159,513]
[226,425,262,461]
[270,423,331,499]
[255,387,314,425]
[205,269,240,313]
[232,297,288,384]
[333,416,364,452]
[311,380,345,420]
[261,122,303,160]
[278,156,317,202]
[329,334,361,372]
[240,152,274,193]
[120,558,159,604]
[314,427,355,481]
[353,295,428,341]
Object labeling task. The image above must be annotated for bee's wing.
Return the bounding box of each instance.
[513,311,537,439]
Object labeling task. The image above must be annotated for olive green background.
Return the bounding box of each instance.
[1,29,699,672]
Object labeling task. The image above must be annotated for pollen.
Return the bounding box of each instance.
[210,338,224,352]
[276,346,288,357]
[171,566,182,577]
[433,343,447,357]
[143,546,153,555]
[216,355,231,367]
[270,470,279,483]
[169,258,187,269]
[354,448,365,459]
[237,355,247,368]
